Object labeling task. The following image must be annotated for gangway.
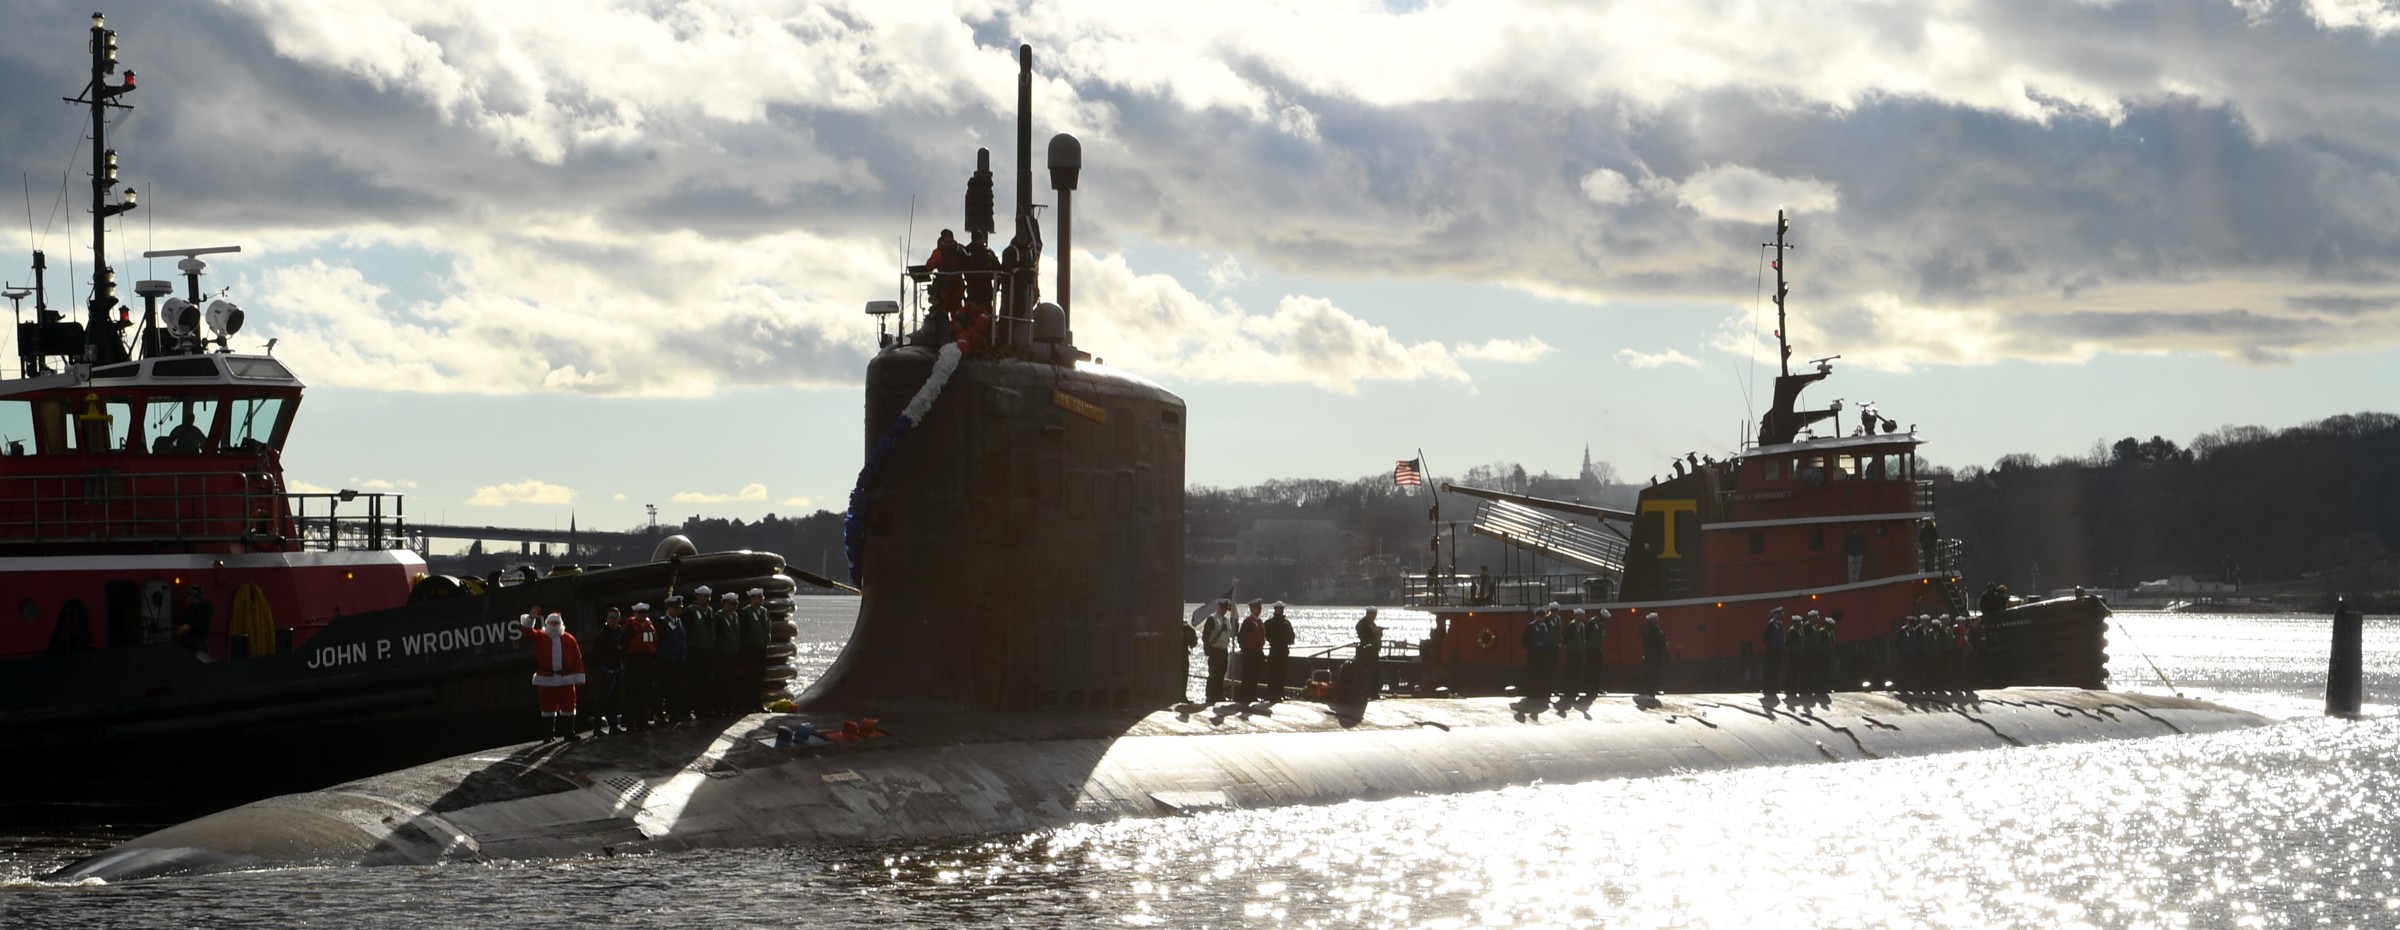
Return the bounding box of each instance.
[1465,496,1628,577]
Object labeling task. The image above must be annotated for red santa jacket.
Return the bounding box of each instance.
[527,619,587,687]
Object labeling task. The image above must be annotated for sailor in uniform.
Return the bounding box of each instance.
[1640,612,1669,695]
[1264,601,1295,702]
[1199,599,1233,703]
[739,589,772,713]
[525,612,587,741]
[687,585,719,714]
[717,591,746,714]
[657,596,692,723]
[1237,598,1267,703]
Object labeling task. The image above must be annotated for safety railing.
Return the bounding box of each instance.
[885,267,1040,348]
[1405,572,1621,608]
[0,469,405,550]
[1716,479,1923,521]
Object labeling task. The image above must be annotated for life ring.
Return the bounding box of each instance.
[1477,629,1499,651]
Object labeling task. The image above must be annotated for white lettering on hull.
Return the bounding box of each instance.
[307,620,523,671]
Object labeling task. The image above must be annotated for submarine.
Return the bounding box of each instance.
[49,46,2274,883]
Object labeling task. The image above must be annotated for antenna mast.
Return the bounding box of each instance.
[73,11,138,366]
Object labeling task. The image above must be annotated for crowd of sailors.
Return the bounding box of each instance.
[523,586,776,741]
[919,224,1042,353]
[1510,603,1672,704]
[1759,600,2015,697]
[1182,591,2019,708]
[1189,598,1301,705]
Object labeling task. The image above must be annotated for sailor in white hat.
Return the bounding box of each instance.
[733,589,772,714]
[1563,608,1592,701]
[1354,606,1385,700]
[1264,600,1294,701]
[622,601,659,729]
[1199,598,1235,703]
[1640,611,1669,695]
[656,595,693,723]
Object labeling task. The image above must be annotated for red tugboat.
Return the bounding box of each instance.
[0,13,798,818]
[1399,212,2108,697]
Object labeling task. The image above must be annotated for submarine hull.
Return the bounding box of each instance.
[50,688,2269,882]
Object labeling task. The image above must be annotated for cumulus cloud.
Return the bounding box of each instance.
[1579,169,1638,205]
[1070,252,1503,393]
[287,479,336,494]
[672,482,771,504]
[468,479,576,507]
[7,0,2400,381]
[1457,337,1555,363]
[781,495,812,508]
[1671,165,1840,223]
[1205,254,1250,292]
[346,477,419,490]
[1614,347,1703,369]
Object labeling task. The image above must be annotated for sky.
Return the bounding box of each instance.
[5,0,2400,536]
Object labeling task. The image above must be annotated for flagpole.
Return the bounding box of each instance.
[1419,446,1446,601]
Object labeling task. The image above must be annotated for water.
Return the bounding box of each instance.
[4,604,2396,929]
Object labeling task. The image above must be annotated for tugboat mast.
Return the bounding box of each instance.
[1771,208,1790,378]
[1754,210,1836,447]
[75,11,138,367]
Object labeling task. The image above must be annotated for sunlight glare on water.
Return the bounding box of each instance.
[4,609,2397,930]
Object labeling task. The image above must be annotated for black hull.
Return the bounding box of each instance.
[0,550,795,821]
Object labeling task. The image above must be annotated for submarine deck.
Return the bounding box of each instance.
[51,688,2269,881]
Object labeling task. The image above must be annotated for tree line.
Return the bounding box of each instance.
[428,412,2400,606]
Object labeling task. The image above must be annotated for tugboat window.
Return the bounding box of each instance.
[1764,459,1780,481]
[0,400,31,456]
[227,396,288,452]
[33,399,74,452]
[145,396,221,454]
[76,397,137,453]
[1808,526,1826,550]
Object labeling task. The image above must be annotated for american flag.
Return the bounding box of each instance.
[1393,457,1425,488]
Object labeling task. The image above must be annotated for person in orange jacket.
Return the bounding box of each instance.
[622,602,659,730]
[526,612,587,741]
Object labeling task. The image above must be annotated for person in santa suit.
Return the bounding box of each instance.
[526,612,587,741]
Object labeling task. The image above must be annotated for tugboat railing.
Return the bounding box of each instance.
[0,471,406,551]
[1405,543,1955,609]
[1405,571,1618,608]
